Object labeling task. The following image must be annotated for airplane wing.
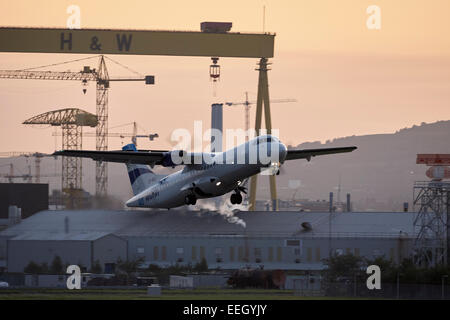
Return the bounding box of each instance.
[285,146,357,161]
[54,146,357,165]
[53,150,168,165]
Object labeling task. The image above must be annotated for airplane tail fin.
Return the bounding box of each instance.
[123,143,161,195]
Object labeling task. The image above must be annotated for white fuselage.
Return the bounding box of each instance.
[126,136,287,209]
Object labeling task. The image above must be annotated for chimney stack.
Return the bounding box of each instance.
[211,103,223,152]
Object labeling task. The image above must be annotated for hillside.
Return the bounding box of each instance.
[277,120,450,211]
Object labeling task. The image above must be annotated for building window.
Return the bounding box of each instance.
[268,247,274,262]
[277,247,282,262]
[229,247,235,262]
[104,263,115,274]
[215,247,223,262]
[286,240,300,246]
[335,248,344,256]
[354,248,360,256]
[238,246,244,261]
[176,247,184,254]
[346,248,352,255]
[153,247,159,261]
[254,248,262,263]
[200,246,205,260]
[306,248,312,262]
[162,246,167,260]
[192,246,197,260]
[315,247,321,262]
[137,247,144,254]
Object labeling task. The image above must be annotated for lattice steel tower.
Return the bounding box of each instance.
[95,56,109,196]
[23,108,98,192]
[413,154,450,267]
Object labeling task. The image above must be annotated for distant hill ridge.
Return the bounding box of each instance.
[279,120,450,211]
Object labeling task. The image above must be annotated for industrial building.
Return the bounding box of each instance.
[0,209,415,273]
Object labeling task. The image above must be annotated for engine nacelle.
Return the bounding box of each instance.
[193,176,220,188]
[191,176,220,196]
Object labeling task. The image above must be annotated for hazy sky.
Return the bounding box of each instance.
[0,0,449,153]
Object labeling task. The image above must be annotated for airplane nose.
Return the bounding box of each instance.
[126,197,138,207]
[279,142,287,162]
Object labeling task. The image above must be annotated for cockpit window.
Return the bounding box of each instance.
[256,136,276,144]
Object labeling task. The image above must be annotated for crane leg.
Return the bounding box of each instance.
[249,58,278,211]
[261,61,278,211]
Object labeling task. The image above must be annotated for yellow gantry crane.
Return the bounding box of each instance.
[0,55,154,196]
[0,25,275,210]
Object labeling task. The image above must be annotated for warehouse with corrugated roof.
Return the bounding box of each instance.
[0,209,416,273]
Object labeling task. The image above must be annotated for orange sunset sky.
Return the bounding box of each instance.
[0,0,449,153]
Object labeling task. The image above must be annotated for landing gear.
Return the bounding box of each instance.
[185,194,197,205]
[230,192,242,205]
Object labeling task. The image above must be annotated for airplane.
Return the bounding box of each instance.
[54,135,357,209]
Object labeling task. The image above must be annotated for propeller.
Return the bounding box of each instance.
[237,186,247,194]
[237,178,249,194]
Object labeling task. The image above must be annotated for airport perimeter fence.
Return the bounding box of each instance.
[305,282,450,299]
[3,273,450,299]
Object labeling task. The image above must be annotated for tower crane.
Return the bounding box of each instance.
[53,131,159,145]
[0,163,16,183]
[225,92,296,140]
[0,55,155,196]
[52,121,159,147]
[0,169,60,183]
[0,152,52,183]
